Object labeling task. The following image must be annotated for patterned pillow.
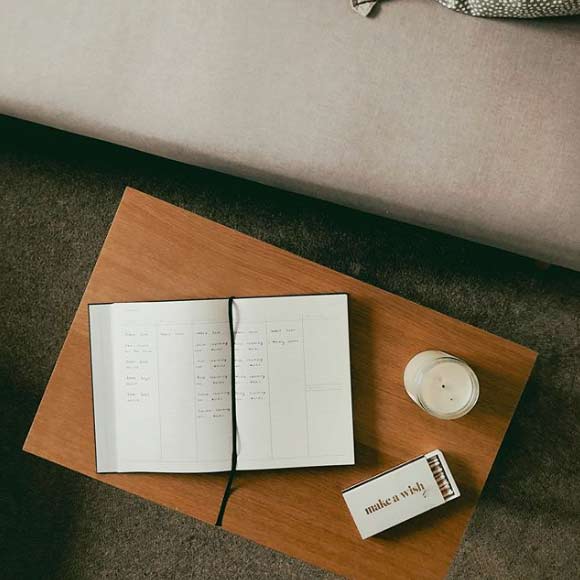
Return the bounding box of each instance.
[351,0,580,17]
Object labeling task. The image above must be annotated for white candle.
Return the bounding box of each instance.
[403,351,479,419]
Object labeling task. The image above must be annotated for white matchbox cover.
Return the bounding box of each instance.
[342,450,460,539]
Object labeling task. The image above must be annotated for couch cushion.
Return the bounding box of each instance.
[1,1,578,269]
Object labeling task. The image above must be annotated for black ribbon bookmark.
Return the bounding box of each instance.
[215,297,238,526]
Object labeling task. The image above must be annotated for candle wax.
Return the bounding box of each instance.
[419,361,473,415]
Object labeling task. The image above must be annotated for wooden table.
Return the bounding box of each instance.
[24,188,536,579]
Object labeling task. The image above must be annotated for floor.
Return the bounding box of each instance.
[1,115,579,579]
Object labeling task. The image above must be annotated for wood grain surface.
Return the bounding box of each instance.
[24,188,537,579]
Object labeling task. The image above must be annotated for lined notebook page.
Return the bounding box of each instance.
[89,294,353,473]
[234,294,353,470]
[91,299,232,473]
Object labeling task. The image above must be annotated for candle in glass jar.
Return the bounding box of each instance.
[403,351,479,420]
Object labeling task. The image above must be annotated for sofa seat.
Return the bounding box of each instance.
[1,1,578,269]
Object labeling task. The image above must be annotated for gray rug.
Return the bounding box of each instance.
[1,115,578,579]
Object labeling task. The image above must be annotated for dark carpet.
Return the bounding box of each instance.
[1,115,578,579]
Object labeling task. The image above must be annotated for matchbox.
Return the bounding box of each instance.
[342,450,460,539]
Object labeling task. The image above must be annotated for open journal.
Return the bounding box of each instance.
[89,293,354,473]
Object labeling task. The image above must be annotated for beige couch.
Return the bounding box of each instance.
[1,1,578,269]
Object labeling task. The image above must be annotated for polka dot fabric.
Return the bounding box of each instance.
[351,0,580,17]
[435,0,580,17]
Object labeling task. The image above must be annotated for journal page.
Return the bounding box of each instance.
[233,294,354,470]
[90,299,233,473]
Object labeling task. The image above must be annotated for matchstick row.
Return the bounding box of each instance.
[428,454,455,500]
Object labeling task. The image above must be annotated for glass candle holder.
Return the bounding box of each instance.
[403,351,479,420]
